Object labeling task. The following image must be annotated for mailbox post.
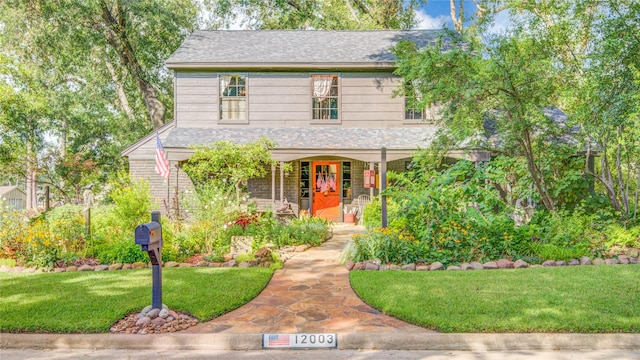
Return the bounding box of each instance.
[135,211,163,309]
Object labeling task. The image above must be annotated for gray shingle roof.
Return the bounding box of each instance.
[166,30,444,68]
[163,127,437,150]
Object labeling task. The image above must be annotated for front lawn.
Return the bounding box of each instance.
[0,267,272,333]
[350,265,640,333]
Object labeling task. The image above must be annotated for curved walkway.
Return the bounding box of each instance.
[184,224,431,334]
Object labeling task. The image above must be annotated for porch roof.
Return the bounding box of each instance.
[163,127,438,162]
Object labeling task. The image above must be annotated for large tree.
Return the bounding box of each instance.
[226,0,423,30]
[0,0,204,205]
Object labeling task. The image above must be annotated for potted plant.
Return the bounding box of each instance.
[343,206,355,223]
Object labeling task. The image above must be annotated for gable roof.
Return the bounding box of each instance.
[0,185,24,197]
[166,30,445,70]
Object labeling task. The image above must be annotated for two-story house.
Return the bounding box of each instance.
[122,30,486,222]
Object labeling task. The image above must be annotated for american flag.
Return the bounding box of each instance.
[155,133,171,179]
[267,334,290,346]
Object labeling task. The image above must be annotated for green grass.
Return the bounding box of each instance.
[0,267,273,333]
[350,265,640,333]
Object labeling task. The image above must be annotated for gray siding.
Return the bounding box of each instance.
[128,159,194,214]
[175,71,415,129]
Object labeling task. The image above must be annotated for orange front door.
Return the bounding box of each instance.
[312,162,341,221]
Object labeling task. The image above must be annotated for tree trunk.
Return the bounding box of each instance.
[25,139,37,210]
[104,55,136,121]
[518,131,556,211]
[100,0,166,129]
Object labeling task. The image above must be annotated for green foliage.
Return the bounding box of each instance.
[345,159,619,266]
[216,213,332,252]
[605,224,640,248]
[232,0,422,30]
[44,205,86,256]
[90,178,155,264]
[182,138,277,199]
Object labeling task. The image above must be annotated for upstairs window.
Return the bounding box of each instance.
[405,97,426,121]
[404,80,437,124]
[220,74,247,122]
[312,75,339,121]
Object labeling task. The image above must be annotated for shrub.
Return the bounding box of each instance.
[45,205,86,257]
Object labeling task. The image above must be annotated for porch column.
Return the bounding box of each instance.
[369,162,375,197]
[271,163,276,210]
[279,161,285,206]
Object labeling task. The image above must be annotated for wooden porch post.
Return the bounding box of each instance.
[369,162,375,197]
[279,161,285,206]
[271,163,276,211]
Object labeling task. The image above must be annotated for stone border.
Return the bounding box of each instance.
[347,255,639,271]
[0,244,314,274]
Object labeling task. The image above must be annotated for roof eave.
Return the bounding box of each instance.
[165,62,397,71]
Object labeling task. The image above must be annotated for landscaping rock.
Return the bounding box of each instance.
[628,248,640,258]
[605,258,619,265]
[346,261,355,270]
[618,255,630,264]
[195,260,208,267]
[514,259,529,269]
[389,264,402,271]
[208,262,222,267]
[238,262,251,268]
[497,259,514,269]
[483,261,498,269]
[132,262,147,269]
[159,309,169,319]
[446,265,460,271]
[178,263,193,267]
[108,263,123,271]
[469,262,484,270]
[365,262,380,271]
[593,258,606,265]
[429,262,444,271]
[555,260,567,266]
[151,317,166,326]
[95,265,109,271]
[141,305,153,315]
[122,264,133,270]
[353,262,365,270]
[542,260,556,267]
[222,260,236,268]
[401,263,416,271]
[54,267,66,273]
[631,257,638,264]
[295,245,310,252]
[146,308,160,319]
[416,264,429,271]
[164,261,179,268]
[79,264,94,271]
[460,263,473,270]
[580,256,592,265]
[568,259,580,266]
[371,258,382,266]
[379,264,390,271]
[135,317,151,327]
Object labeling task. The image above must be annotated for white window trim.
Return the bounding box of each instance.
[310,73,341,125]
[218,73,249,124]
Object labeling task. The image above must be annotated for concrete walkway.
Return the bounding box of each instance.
[184,223,429,334]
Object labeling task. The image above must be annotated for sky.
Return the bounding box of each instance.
[416,0,510,33]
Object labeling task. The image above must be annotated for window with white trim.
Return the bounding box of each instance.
[219,74,247,121]
[312,75,339,121]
